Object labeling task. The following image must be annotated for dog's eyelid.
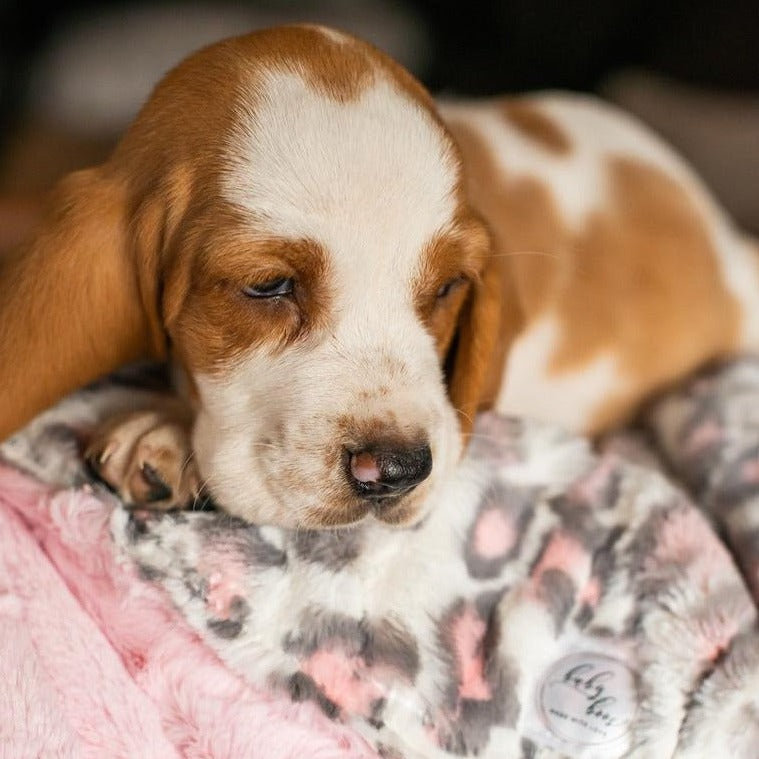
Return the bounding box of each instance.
[242,276,295,299]
[435,274,469,299]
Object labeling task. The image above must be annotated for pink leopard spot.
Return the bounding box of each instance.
[651,509,732,591]
[201,556,246,619]
[740,457,759,484]
[568,456,617,503]
[684,420,723,454]
[473,508,516,559]
[531,532,590,587]
[301,649,386,717]
[578,576,601,607]
[450,605,491,701]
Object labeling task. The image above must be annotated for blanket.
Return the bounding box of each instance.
[2,361,759,758]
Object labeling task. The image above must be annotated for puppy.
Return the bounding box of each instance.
[1,25,756,530]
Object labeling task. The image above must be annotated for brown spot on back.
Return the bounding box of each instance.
[502,100,572,155]
[559,157,741,429]
[446,114,741,432]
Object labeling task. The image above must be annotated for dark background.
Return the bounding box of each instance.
[0,0,757,227]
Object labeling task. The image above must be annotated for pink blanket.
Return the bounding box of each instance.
[0,465,377,758]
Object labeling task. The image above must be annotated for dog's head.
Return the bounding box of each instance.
[12,26,501,528]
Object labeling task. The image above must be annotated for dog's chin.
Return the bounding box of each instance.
[297,494,428,531]
[219,489,432,531]
[203,452,443,530]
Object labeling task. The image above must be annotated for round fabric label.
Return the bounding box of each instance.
[538,652,637,749]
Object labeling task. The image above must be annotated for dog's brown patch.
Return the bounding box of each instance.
[446,113,741,432]
[502,100,572,155]
[170,229,332,373]
[561,157,741,429]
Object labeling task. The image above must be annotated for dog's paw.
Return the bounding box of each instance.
[85,409,201,510]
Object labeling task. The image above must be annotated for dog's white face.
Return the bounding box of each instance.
[129,28,490,529]
[187,70,480,528]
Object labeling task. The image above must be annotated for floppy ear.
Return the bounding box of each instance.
[446,256,505,436]
[0,167,166,440]
[0,195,41,256]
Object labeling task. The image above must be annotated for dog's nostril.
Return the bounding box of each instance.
[350,451,383,484]
[347,444,433,499]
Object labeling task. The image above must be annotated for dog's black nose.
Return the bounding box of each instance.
[347,444,432,499]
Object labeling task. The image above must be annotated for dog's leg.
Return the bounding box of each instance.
[85,402,201,511]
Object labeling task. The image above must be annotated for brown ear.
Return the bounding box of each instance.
[0,167,166,440]
[0,195,42,256]
[446,257,505,436]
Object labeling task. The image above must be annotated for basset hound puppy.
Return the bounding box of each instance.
[1,25,757,529]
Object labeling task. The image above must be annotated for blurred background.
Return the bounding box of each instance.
[0,0,757,246]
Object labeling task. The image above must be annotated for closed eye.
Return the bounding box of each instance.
[436,276,466,300]
[242,277,295,299]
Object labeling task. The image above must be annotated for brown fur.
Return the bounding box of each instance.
[0,169,165,440]
[169,231,332,373]
[414,221,485,361]
[501,100,572,155]
[446,114,742,432]
[0,196,41,256]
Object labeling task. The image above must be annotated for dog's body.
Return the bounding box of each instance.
[1,26,756,528]
[441,94,759,433]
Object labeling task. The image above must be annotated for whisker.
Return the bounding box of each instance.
[464,431,510,444]
[489,249,562,261]
[488,247,593,278]
[453,407,475,427]
[249,441,279,450]
[190,475,212,512]
[177,450,196,480]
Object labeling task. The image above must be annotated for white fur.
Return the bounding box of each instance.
[198,69,463,526]
[496,317,626,431]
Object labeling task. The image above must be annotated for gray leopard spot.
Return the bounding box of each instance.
[287,672,339,718]
[464,484,535,580]
[137,563,165,582]
[539,568,576,635]
[207,596,250,639]
[292,528,363,570]
[284,608,419,681]
[435,599,521,754]
[194,517,287,567]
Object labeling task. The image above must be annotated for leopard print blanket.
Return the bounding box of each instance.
[3,360,759,758]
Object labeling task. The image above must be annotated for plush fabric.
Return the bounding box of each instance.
[2,361,759,758]
[0,468,378,759]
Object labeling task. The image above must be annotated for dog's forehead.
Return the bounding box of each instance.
[221,67,460,275]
